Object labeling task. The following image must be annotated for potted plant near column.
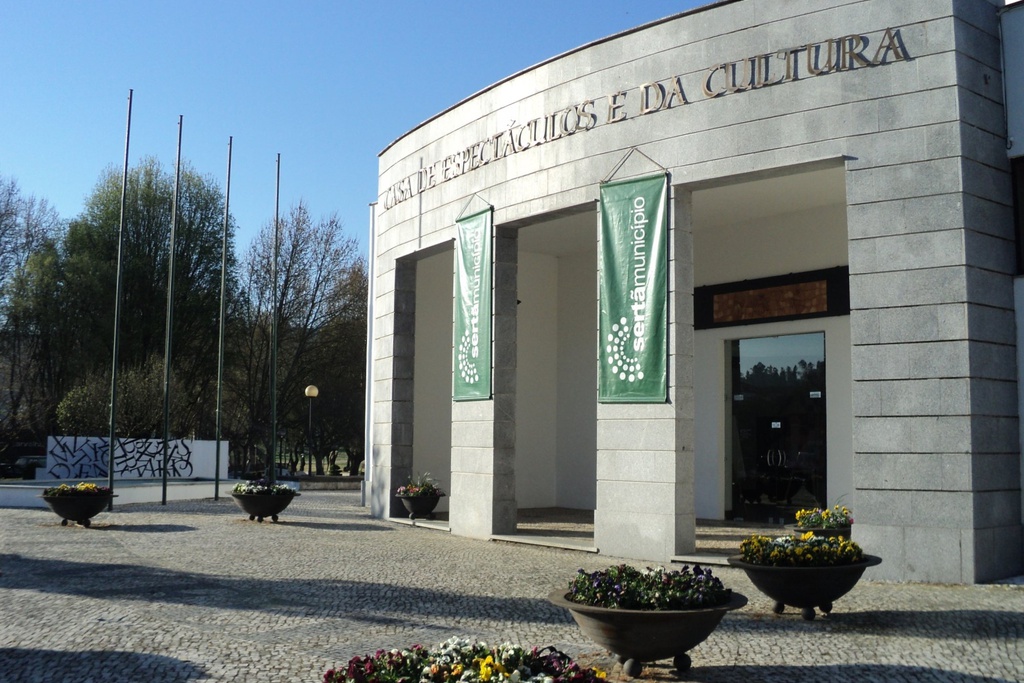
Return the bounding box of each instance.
[230,478,299,522]
[41,482,116,527]
[548,564,747,677]
[395,472,446,520]
[727,531,881,620]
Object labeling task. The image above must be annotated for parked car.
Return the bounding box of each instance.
[241,465,291,480]
[14,455,47,479]
[0,460,20,478]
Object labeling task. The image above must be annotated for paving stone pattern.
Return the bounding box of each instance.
[1,492,1022,682]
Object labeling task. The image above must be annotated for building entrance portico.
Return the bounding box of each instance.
[399,208,600,531]
[514,209,598,513]
[398,162,853,552]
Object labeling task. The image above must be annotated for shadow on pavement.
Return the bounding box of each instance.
[280,520,389,532]
[111,502,242,516]
[824,608,1024,639]
[96,524,198,533]
[0,648,207,682]
[0,553,572,625]
[679,664,1017,683]
[720,606,1023,641]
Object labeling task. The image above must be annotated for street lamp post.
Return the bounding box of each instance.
[305,385,318,475]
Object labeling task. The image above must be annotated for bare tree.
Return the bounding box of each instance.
[0,174,62,297]
[228,201,365,474]
[0,173,64,440]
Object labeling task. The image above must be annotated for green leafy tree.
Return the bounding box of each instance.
[56,356,189,437]
[1,164,370,476]
[2,159,236,440]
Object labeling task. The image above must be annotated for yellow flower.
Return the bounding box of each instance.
[478,655,506,682]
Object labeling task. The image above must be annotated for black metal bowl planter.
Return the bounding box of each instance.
[548,588,747,677]
[396,494,441,519]
[42,494,116,527]
[394,472,446,520]
[231,492,298,522]
[727,554,882,620]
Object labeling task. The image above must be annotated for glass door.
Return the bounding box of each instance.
[726,332,826,523]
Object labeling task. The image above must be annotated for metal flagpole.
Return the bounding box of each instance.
[269,154,280,484]
[362,202,376,507]
[161,115,183,505]
[215,136,232,500]
[108,89,133,509]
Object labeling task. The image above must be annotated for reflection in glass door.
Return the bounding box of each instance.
[726,333,826,523]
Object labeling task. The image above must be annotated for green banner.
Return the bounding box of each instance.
[453,208,493,400]
[599,174,668,402]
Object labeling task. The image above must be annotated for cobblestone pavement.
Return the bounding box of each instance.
[1,491,1022,683]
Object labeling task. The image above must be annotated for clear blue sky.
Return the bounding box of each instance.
[1,1,706,259]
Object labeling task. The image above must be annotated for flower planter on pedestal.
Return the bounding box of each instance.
[397,494,440,520]
[727,554,881,620]
[42,494,115,527]
[231,493,298,522]
[789,525,852,539]
[548,589,747,677]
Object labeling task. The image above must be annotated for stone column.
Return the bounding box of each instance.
[594,187,696,560]
[450,227,518,537]
[372,258,416,518]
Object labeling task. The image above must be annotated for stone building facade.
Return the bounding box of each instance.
[368,0,1024,583]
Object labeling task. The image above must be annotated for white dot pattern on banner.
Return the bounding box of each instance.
[607,316,643,383]
[457,330,479,384]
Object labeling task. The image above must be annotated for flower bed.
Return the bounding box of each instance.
[232,478,296,495]
[794,504,853,530]
[42,482,112,496]
[396,472,446,498]
[323,637,606,683]
[739,531,864,567]
[565,564,730,610]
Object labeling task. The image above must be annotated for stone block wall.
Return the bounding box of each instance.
[849,0,1021,583]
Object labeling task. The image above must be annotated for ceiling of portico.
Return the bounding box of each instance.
[514,165,847,258]
[691,166,847,231]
